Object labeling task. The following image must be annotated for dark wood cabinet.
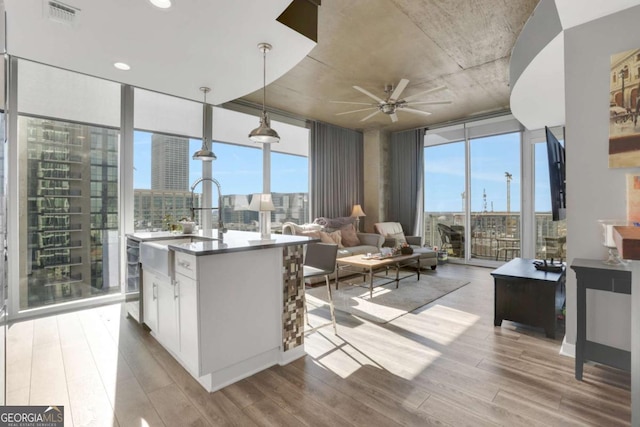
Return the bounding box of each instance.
[491,258,565,339]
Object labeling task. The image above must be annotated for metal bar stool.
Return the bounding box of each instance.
[302,243,338,334]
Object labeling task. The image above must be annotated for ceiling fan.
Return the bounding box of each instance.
[332,79,451,123]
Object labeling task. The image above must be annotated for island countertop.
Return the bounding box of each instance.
[127,229,318,256]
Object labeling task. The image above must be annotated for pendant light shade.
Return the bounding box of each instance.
[193,87,217,161]
[249,43,280,144]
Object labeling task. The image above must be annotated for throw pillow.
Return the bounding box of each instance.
[387,231,407,245]
[340,224,361,247]
[319,230,343,248]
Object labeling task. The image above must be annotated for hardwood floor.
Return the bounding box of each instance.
[6,264,631,426]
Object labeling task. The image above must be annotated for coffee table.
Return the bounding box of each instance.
[336,253,421,298]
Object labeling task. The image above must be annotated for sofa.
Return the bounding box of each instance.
[373,222,438,270]
[282,217,383,284]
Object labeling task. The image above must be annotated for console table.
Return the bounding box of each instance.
[570,258,631,381]
[491,258,565,339]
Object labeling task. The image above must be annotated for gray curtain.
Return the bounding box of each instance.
[310,121,364,219]
[389,129,424,236]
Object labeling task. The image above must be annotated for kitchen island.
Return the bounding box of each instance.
[127,230,318,392]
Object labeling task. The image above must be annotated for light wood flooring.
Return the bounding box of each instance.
[7,263,631,426]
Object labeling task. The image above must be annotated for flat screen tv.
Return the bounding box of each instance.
[545,126,566,221]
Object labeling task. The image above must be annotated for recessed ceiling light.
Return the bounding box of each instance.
[114,62,131,71]
[149,0,172,9]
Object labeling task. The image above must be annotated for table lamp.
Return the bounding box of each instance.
[249,193,275,239]
[351,204,366,231]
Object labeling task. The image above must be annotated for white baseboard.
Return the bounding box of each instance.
[279,345,305,365]
[560,336,575,358]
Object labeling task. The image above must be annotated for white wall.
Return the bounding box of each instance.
[564,6,640,351]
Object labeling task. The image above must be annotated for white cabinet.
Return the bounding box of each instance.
[142,268,178,354]
[156,278,179,354]
[142,269,159,331]
[176,272,199,375]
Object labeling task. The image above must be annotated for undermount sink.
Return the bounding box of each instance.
[140,236,216,277]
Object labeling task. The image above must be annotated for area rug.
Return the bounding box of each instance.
[306,274,470,324]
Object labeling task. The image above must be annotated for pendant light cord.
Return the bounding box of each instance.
[262,47,267,116]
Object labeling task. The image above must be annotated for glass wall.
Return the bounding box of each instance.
[17,60,121,310]
[470,132,521,262]
[424,141,465,259]
[424,115,524,264]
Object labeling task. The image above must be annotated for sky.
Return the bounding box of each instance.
[133,131,309,195]
[424,132,555,213]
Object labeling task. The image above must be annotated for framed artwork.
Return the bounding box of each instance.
[610,48,640,168]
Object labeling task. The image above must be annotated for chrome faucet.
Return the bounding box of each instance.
[190,177,227,241]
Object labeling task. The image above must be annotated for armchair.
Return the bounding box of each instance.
[373,222,437,270]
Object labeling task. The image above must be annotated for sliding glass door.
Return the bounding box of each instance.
[424,141,466,260]
[470,132,521,262]
[425,116,524,265]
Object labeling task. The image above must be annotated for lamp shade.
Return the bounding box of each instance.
[249,193,275,212]
[351,204,366,217]
[249,112,280,143]
[192,147,216,161]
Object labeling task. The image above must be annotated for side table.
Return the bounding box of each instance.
[571,258,631,380]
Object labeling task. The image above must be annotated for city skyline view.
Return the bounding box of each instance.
[135,131,557,215]
[133,131,309,197]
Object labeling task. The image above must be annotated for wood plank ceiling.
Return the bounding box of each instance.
[239,0,540,132]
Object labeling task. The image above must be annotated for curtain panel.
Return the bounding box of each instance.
[389,128,424,237]
[309,121,363,219]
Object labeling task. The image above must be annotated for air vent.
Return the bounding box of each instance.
[46,1,79,25]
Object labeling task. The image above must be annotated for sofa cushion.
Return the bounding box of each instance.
[340,224,361,247]
[319,230,343,248]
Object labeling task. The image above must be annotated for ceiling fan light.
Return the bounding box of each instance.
[249,113,280,143]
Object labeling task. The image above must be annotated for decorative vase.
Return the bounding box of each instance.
[401,246,413,255]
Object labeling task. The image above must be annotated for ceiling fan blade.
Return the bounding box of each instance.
[390,113,399,123]
[336,107,378,116]
[402,108,432,116]
[353,85,384,103]
[407,100,452,106]
[389,79,409,102]
[360,110,381,122]
[403,85,447,102]
[330,100,375,105]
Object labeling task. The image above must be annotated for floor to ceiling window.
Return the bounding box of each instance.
[470,132,521,262]
[424,115,524,265]
[424,140,466,260]
[17,59,121,310]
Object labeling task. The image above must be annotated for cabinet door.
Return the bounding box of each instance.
[176,272,199,375]
[157,279,179,353]
[142,269,158,331]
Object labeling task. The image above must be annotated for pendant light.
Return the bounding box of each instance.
[249,43,280,143]
[192,87,217,161]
